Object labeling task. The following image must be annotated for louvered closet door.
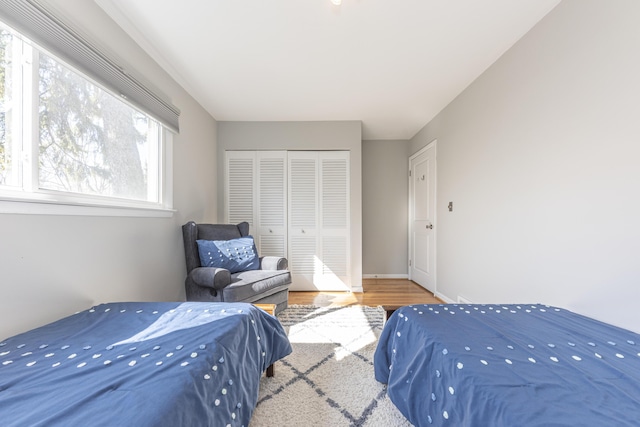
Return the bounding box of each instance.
[225,151,256,228]
[288,151,350,291]
[288,152,318,290]
[320,152,350,289]
[256,152,287,257]
[226,151,287,257]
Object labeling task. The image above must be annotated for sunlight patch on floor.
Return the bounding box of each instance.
[286,306,378,360]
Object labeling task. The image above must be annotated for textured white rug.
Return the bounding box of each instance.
[250,305,413,426]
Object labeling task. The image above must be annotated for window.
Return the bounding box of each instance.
[0,22,172,215]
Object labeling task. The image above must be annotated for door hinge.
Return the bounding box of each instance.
[409,170,411,177]
[409,259,412,267]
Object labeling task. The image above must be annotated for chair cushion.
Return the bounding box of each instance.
[196,236,259,273]
[222,270,292,303]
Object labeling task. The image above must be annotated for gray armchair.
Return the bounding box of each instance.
[182,221,291,315]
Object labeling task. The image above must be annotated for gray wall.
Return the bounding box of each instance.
[362,140,410,277]
[217,121,363,290]
[410,0,640,332]
[0,0,218,338]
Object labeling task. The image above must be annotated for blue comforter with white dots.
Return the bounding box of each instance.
[0,302,291,427]
[374,304,640,427]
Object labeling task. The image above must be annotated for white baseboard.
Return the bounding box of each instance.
[351,285,364,293]
[435,291,454,303]
[362,274,409,279]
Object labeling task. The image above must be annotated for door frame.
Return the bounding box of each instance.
[408,139,437,294]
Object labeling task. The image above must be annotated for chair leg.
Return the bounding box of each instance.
[266,364,274,377]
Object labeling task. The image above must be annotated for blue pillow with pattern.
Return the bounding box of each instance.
[196,236,260,273]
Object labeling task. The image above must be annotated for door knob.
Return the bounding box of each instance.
[426,224,433,229]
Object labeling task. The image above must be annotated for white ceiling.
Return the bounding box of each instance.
[96,0,560,140]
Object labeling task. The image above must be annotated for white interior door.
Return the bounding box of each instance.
[409,141,436,292]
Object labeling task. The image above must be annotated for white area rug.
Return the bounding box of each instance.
[250,305,413,426]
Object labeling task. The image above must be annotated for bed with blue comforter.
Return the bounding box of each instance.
[374,304,640,426]
[0,301,291,427]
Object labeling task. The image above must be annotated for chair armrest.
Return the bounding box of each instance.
[189,267,231,290]
[260,256,288,271]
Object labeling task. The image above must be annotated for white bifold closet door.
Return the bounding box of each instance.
[288,151,350,291]
[225,150,350,290]
[225,151,287,258]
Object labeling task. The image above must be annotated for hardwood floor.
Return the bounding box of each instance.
[288,278,443,308]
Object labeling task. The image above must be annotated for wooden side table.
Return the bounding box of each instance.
[382,305,401,321]
[253,303,276,316]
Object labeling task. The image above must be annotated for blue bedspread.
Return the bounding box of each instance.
[0,302,291,427]
[374,304,640,426]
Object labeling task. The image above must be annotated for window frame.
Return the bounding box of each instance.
[0,133,174,217]
[0,23,175,218]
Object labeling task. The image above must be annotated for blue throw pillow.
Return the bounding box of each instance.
[196,236,260,273]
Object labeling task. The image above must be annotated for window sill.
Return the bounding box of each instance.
[0,198,175,218]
